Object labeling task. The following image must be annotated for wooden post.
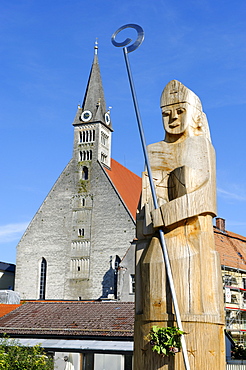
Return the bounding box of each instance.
[135,80,225,369]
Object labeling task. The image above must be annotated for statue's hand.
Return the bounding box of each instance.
[151,208,165,228]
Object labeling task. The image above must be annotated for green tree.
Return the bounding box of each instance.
[0,337,53,370]
[231,343,246,360]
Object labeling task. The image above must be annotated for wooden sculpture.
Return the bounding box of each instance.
[134,80,225,369]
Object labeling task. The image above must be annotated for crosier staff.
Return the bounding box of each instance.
[111,24,190,370]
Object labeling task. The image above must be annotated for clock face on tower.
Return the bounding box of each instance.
[81,110,92,122]
[105,112,111,125]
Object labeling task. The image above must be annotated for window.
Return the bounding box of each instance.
[86,150,92,160]
[231,294,238,303]
[79,130,95,143]
[101,132,108,146]
[242,312,246,330]
[130,274,135,294]
[80,151,92,161]
[83,354,132,370]
[223,275,231,285]
[225,310,231,328]
[223,274,238,286]
[39,258,47,300]
[78,228,84,237]
[243,278,246,301]
[82,166,88,180]
[94,354,124,370]
[83,353,94,369]
[101,153,107,164]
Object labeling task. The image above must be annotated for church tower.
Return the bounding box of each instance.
[73,41,112,169]
[14,43,141,300]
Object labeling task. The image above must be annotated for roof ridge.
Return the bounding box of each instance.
[214,227,246,242]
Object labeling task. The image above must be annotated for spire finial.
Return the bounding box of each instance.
[94,38,98,55]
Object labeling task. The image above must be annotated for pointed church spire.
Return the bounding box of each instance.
[72,42,113,169]
[72,40,112,129]
[94,38,98,55]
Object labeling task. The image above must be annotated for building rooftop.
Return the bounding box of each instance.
[0,221,245,342]
[0,301,134,338]
[214,222,246,271]
[0,262,15,273]
[0,304,21,318]
[104,159,141,221]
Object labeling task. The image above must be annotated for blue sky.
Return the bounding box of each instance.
[1,0,246,263]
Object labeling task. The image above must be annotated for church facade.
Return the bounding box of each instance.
[14,45,141,300]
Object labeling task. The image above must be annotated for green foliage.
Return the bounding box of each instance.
[146,326,184,357]
[0,337,53,370]
[78,179,87,193]
[231,344,246,359]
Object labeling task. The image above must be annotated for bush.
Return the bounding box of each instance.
[231,344,246,359]
[146,326,184,357]
[0,337,53,370]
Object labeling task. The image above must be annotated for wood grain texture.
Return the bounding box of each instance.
[135,80,225,369]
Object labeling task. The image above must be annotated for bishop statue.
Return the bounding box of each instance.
[134,80,225,369]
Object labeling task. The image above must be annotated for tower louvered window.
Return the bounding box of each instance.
[79,130,95,143]
[80,151,92,161]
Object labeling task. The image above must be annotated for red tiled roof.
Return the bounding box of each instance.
[0,301,134,338]
[104,159,141,221]
[0,304,21,318]
[214,227,246,270]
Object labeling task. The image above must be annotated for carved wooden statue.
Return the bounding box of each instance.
[135,80,225,369]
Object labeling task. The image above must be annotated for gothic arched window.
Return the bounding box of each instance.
[39,258,47,300]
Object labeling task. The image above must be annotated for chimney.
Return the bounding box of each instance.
[216,217,226,232]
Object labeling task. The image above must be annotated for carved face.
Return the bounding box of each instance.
[162,103,190,135]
